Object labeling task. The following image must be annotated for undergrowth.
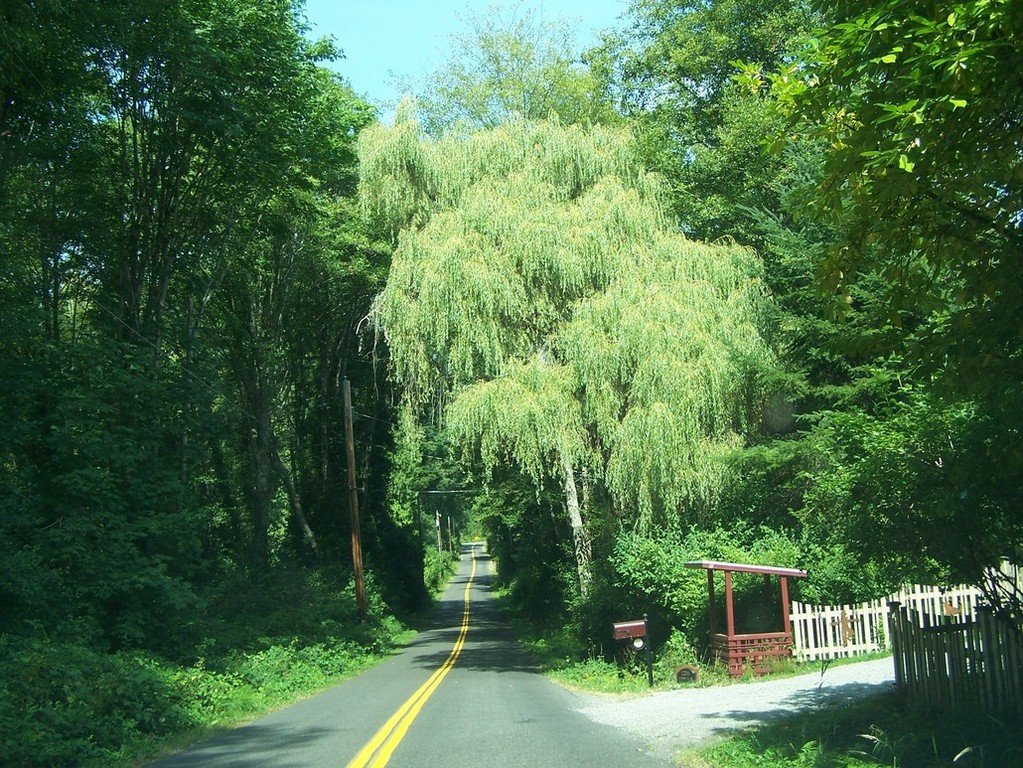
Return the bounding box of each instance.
[508,607,893,696]
[0,566,412,767]
[681,693,1023,768]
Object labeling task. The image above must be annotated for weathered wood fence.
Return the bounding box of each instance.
[790,561,1020,663]
[890,602,1023,712]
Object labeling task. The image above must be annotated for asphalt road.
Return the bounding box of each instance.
[150,543,668,768]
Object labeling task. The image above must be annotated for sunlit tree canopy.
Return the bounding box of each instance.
[363,106,772,531]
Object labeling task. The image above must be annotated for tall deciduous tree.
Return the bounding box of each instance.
[590,0,819,240]
[361,106,772,590]
[402,7,618,136]
[0,0,397,651]
[771,0,1023,612]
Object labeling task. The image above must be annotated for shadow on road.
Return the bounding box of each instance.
[698,678,896,738]
[148,722,335,768]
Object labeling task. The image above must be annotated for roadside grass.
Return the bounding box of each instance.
[546,648,893,696]
[499,597,894,696]
[0,566,414,768]
[125,551,461,766]
[679,692,1023,768]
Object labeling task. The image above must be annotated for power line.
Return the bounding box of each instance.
[356,440,452,464]
[353,410,393,426]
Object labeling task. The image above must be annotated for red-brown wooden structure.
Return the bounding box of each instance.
[684,560,807,677]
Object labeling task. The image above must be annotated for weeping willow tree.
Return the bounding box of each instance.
[361,100,772,591]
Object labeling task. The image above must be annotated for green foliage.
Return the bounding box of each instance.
[801,390,1022,588]
[0,564,407,768]
[0,637,192,767]
[480,471,579,618]
[448,360,586,484]
[783,0,1022,351]
[744,0,1023,607]
[0,0,411,654]
[0,567,409,767]
[687,693,1023,767]
[423,548,460,595]
[399,7,620,136]
[364,110,774,528]
[594,0,1021,625]
[592,0,821,240]
[606,526,803,640]
[547,657,654,694]
[656,628,702,673]
[0,2,420,763]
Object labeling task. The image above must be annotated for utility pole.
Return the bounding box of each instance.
[447,515,454,552]
[415,493,423,544]
[435,510,442,552]
[342,378,366,621]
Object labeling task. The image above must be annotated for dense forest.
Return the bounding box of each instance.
[1,0,1020,764]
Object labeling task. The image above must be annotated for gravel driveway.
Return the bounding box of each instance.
[572,657,895,759]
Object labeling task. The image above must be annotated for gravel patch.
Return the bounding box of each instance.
[571,657,895,758]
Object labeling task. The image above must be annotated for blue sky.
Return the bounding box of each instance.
[302,1,630,113]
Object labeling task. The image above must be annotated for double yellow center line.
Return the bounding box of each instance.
[346,545,478,768]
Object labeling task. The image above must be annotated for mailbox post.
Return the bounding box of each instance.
[613,614,653,687]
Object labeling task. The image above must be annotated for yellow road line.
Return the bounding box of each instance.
[346,546,478,768]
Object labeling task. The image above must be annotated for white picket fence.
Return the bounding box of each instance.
[790,562,1020,662]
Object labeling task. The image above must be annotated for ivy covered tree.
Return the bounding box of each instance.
[360,104,773,590]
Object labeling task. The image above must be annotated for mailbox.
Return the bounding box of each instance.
[613,616,653,687]
[612,619,647,640]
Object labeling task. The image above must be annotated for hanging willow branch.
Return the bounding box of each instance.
[361,105,773,532]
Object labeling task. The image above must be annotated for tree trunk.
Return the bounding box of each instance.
[562,453,592,596]
[271,435,318,558]
[251,403,273,571]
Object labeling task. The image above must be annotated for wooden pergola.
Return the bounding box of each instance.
[684,560,807,677]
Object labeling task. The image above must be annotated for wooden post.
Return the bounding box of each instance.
[644,614,654,687]
[342,378,366,622]
[707,569,717,636]
[724,570,736,638]
[415,493,423,543]
[780,576,791,636]
[978,606,997,710]
[889,601,903,691]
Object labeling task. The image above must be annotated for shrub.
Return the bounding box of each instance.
[423,547,459,594]
[0,637,193,767]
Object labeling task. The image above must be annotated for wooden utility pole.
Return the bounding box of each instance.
[342,378,366,621]
[435,510,442,552]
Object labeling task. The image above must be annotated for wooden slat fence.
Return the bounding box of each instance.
[790,561,1020,663]
[890,602,1023,712]
[790,583,983,662]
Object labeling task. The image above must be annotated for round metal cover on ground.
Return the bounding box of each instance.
[675,664,699,683]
